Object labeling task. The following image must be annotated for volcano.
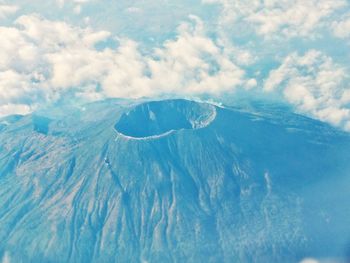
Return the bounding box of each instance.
[0,99,349,263]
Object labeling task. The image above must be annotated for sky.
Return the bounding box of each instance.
[0,0,350,131]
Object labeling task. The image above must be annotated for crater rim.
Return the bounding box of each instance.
[114,99,217,140]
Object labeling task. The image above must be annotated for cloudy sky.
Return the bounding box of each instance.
[0,0,350,130]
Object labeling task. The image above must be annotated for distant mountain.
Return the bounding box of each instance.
[0,99,349,263]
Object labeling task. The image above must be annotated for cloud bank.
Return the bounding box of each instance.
[0,14,252,116]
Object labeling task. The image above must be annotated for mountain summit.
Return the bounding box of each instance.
[0,99,350,263]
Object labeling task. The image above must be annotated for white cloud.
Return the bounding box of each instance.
[0,103,32,117]
[73,5,81,14]
[56,0,91,7]
[299,259,320,263]
[140,16,248,96]
[264,50,350,130]
[248,0,346,37]
[0,15,250,116]
[56,0,64,8]
[202,0,259,29]
[0,70,32,102]
[0,3,19,19]
[203,0,347,38]
[331,15,350,38]
[56,0,92,13]
[125,7,142,14]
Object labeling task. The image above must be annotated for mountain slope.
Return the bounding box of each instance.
[0,99,350,263]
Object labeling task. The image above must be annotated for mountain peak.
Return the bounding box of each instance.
[0,99,350,263]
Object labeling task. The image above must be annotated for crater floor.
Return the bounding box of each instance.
[114,99,216,139]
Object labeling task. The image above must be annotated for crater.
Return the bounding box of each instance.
[115,99,216,139]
